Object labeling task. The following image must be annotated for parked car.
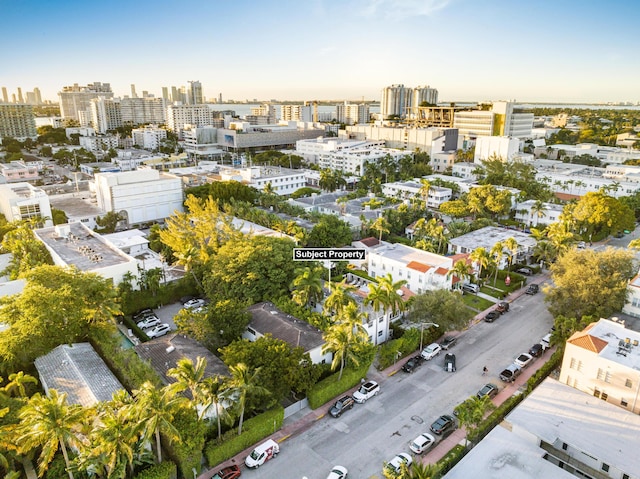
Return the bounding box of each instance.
[245,439,279,468]
[516,267,533,276]
[329,396,355,417]
[409,433,436,454]
[614,231,624,238]
[402,355,424,373]
[430,414,456,435]
[477,383,499,399]
[439,336,458,350]
[326,465,348,479]
[529,343,544,358]
[495,301,510,314]
[484,311,501,322]
[514,353,534,369]
[184,298,205,310]
[136,316,161,330]
[421,343,442,360]
[146,323,172,338]
[444,353,456,372]
[577,241,586,249]
[210,465,241,479]
[541,333,551,350]
[525,284,539,295]
[462,283,479,294]
[179,295,195,305]
[353,380,380,403]
[384,453,413,477]
[499,364,522,382]
[133,308,155,321]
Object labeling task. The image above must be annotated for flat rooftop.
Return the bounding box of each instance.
[448,226,537,251]
[48,195,105,218]
[371,242,452,269]
[34,222,133,271]
[568,318,640,370]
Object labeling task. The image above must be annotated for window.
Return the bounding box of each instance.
[604,371,612,383]
[597,368,604,380]
[594,388,601,398]
[601,463,609,473]
[562,442,568,451]
[247,327,257,335]
[623,474,630,479]
[378,330,383,337]
[570,358,577,370]
[601,392,608,401]
[621,398,628,407]
[625,378,633,388]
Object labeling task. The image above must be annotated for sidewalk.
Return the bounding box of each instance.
[198,271,553,478]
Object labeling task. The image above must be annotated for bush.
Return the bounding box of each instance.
[435,444,467,478]
[204,406,284,468]
[164,408,207,479]
[377,326,438,370]
[134,462,177,479]
[307,364,370,409]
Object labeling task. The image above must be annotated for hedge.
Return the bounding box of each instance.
[134,461,177,479]
[204,406,284,468]
[377,326,439,370]
[164,408,207,479]
[435,444,467,478]
[307,364,370,409]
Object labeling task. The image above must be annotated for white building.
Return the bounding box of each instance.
[166,104,216,138]
[93,169,184,224]
[447,226,536,267]
[367,242,459,295]
[474,136,521,163]
[451,161,480,180]
[344,125,458,154]
[380,84,438,119]
[90,97,122,134]
[443,378,640,479]
[315,143,405,176]
[0,183,53,226]
[280,104,313,122]
[296,138,384,164]
[624,272,640,318]
[381,180,452,208]
[58,82,114,124]
[79,135,119,153]
[453,101,533,140]
[559,318,640,415]
[182,125,224,161]
[112,150,165,171]
[132,125,167,150]
[514,200,563,227]
[218,165,306,196]
[336,102,369,125]
[34,222,139,286]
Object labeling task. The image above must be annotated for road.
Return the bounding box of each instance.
[244,285,554,479]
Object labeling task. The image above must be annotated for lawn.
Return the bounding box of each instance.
[461,293,494,312]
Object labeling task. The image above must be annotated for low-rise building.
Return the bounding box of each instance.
[0,182,52,226]
[218,165,305,196]
[382,180,452,208]
[132,125,167,150]
[623,273,640,318]
[559,318,640,414]
[514,200,563,227]
[447,226,536,267]
[79,134,119,153]
[218,121,325,151]
[0,160,40,183]
[244,302,331,364]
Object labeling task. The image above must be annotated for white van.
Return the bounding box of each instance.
[245,439,280,468]
[462,283,479,294]
[541,333,552,350]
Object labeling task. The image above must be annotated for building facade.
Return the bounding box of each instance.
[0,182,52,226]
[0,103,37,140]
[132,125,167,150]
[336,102,369,125]
[58,82,114,123]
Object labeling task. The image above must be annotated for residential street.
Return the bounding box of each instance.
[203,279,554,479]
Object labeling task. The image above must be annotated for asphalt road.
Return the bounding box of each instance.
[243,286,555,479]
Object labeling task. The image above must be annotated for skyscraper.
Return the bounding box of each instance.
[33,87,42,105]
[131,84,138,98]
[380,84,410,118]
[188,81,203,105]
[2,87,9,103]
[58,82,114,123]
[17,88,24,104]
[161,87,169,100]
[413,86,438,107]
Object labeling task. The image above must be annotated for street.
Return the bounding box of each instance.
[243,285,554,479]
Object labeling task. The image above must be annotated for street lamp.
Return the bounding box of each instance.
[419,322,440,351]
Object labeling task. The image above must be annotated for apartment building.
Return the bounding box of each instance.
[132,125,167,150]
[514,200,563,227]
[380,84,438,118]
[166,104,216,137]
[474,136,521,163]
[90,97,122,133]
[381,180,452,208]
[0,103,37,140]
[0,161,40,183]
[58,82,114,124]
[217,165,305,196]
[120,96,167,125]
[447,226,536,267]
[313,143,405,176]
[336,102,369,125]
[344,125,458,154]
[367,242,458,294]
[0,182,52,226]
[280,104,313,122]
[93,169,184,224]
[79,135,119,153]
[453,101,533,140]
[559,318,640,415]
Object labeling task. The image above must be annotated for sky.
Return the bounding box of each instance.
[2,0,639,104]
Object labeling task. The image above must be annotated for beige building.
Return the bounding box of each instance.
[559,318,640,415]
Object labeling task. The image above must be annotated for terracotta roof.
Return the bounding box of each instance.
[359,237,380,247]
[434,267,449,276]
[555,192,581,201]
[407,261,431,273]
[567,332,608,353]
[450,253,471,264]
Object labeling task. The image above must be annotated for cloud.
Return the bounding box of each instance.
[358,0,452,19]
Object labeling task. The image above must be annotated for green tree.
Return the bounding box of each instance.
[0,220,53,279]
[545,247,637,318]
[438,200,470,218]
[407,289,474,332]
[323,280,357,317]
[225,364,270,435]
[167,357,209,415]
[370,215,390,242]
[562,190,635,241]
[290,265,324,309]
[200,376,233,440]
[454,395,496,446]
[490,241,505,286]
[3,371,37,398]
[447,259,473,286]
[94,211,125,234]
[50,208,68,225]
[469,247,491,280]
[307,215,353,247]
[322,322,364,381]
[133,382,184,464]
[14,390,85,479]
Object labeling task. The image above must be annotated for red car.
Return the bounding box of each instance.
[211,465,241,479]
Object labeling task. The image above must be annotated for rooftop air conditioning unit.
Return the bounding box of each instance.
[166,346,175,353]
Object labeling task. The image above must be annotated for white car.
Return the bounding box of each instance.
[421,343,442,360]
[146,323,172,338]
[514,352,534,369]
[353,380,380,403]
[137,316,160,330]
[326,465,348,479]
[385,453,412,476]
[409,433,436,454]
[184,298,205,310]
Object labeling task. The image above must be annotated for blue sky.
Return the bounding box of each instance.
[2,0,639,103]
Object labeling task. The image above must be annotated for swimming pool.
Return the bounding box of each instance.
[118,329,136,349]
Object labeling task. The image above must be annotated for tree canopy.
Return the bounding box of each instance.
[407,289,474,332]
[307,214,353,248]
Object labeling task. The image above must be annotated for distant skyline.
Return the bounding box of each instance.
[3,0,640,104]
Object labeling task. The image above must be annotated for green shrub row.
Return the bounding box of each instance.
[164,408,208,479]
[434,444,467,478]
[204,406,284,468]
[134,461,177,479]
[377,326,439,370]
[89,326,162,391]
[307,364,370,409]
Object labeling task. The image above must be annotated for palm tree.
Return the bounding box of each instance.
[454,395,496,446]
[2,371,37,398]
[167,357,208,412]
[322,323,361,380]
[490,241,505,286]
[530,200,547,226]
[447,259,473,287]
[533,240,556,269]
[323,280,357,317]
[263,181,275,196]
[14,390,85,479]
[418,179,432,207]
[376,273,408,318]
[371,215,390,242]
[407,462,439,479]
[174,246,204,292]
[503,237,519,270]
[290,266,324,309]
[200,376,233,439]
[225,364,269,435]
[469,247,491,281]
[133,382,184,464]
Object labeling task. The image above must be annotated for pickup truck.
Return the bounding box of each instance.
[499,363,522,382]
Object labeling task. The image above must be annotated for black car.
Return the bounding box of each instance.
[430,415,456,435]
[133,308,154,322]
[444,353,456,372]
[477,383,499,399]
[329,396,355,418]
[484,311,500,322]
[495,301,510,314]
[402,355,424,373]
[529,343,544,358]
[440,336,458,350]
[526,284,539,295]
